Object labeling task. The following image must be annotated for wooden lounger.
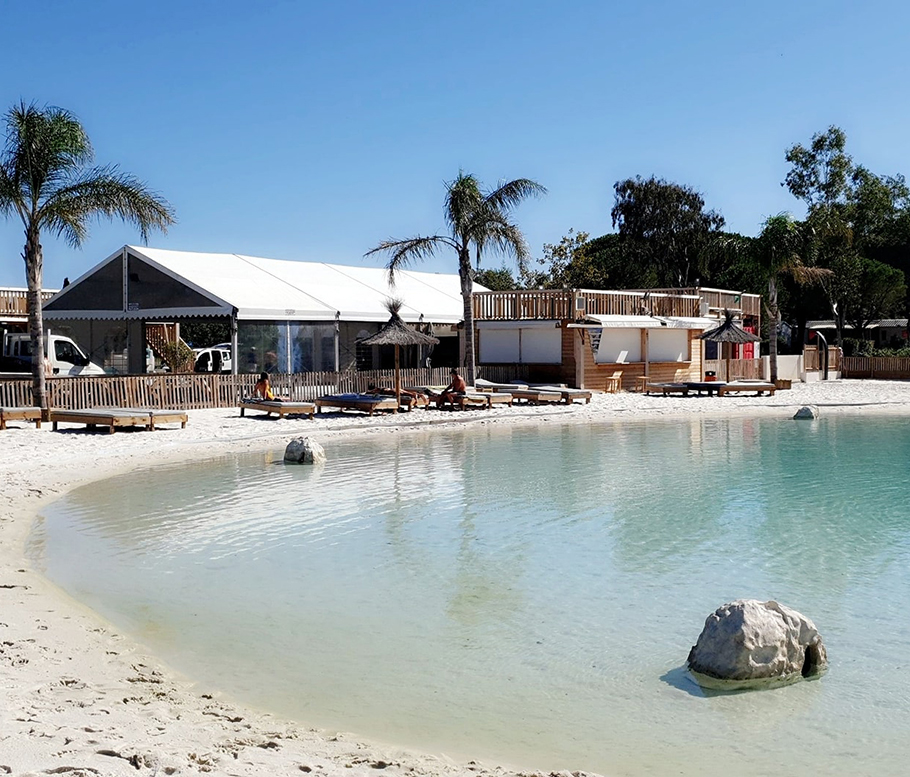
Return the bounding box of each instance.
[314,394,399,416]
[51,408,187,433]
[240,400,315,419]
[646,383,691,396]
[441,391,514,410]
[527,385,592,404]
[474,380,561,405]
[0,406,42,430]
[717,382,777,397]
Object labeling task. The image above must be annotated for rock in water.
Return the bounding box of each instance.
[687,599,827,689]
[284,437,326,465]
[793,405,819,420]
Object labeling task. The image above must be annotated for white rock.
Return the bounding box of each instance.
[687,599,827,688]
[284,437,326,464]
[793,405,820,420]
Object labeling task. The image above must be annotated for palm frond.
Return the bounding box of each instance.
[484,178,547,212]
[39,165,175,247]
[789,263,833,285]
[365,235,454,285]
[4,102,92,209]
[444,172,483,237]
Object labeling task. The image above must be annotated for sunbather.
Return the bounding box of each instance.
[435,368,466,409]
[253,372,280,401]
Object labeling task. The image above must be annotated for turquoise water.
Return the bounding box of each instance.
[30,417,910,776]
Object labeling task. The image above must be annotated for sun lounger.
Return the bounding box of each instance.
[240,400,315,419]
[518,383,592,404]
[314,393,399,415]
[0,406,42,430]
[50,407,187,433]
[474,379,562,405]
[717,381,777,397]
[646,382,691,396]
[405,385,514,410]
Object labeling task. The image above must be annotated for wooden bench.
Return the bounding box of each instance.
[0,406,42,430]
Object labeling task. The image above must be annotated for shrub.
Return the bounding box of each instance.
[159,340,196,372]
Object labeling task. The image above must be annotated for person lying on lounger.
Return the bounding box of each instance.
[366,383,418,402]
[434,368,467,409]
[253,372,282,401]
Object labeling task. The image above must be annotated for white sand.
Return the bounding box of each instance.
[1,380,908,776]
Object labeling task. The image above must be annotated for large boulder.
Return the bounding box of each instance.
[793,405,820,420]
[284,436,326,465]
[687,599,827,689]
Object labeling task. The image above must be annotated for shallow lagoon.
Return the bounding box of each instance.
[31,416,910,775]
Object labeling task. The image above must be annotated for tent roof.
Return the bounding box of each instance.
[45,246,482,323]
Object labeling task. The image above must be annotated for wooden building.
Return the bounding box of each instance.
[473,287,761,390]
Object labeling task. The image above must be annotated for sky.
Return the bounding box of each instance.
[2,0,910,288]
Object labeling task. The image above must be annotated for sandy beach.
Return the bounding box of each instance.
[2,379,909,777]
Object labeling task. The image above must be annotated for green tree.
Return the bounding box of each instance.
[0,102,174,409]
[474,266,517,291]
[753,214,830,382]
[846,257,907,334]
[611,176,725,287]
[366,172,545,383]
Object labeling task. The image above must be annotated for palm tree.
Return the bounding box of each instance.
[753,213,830,382]
[366,172,545,384]
[0,102,175,410]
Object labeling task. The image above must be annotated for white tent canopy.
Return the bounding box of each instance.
[45,245,481,324]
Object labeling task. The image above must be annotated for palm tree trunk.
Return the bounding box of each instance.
[768,276,779,384]
[24,225,47,412]
[459,249,476,385]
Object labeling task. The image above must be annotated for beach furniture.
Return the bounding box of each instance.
[517,383,592,404]
[717,381,777,397]
[314,393,400,415]
[604,370,623,394]
[474,379,562,405]
[240,399,316,419]
[50,407,188,433]
[405,385,514,410]
[0,406,42,430]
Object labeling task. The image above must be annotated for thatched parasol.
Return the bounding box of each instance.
[358,299,439,405]
[698,310,761,381]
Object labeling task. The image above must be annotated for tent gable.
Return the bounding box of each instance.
[127,251,222,312]
[44,256,122,312]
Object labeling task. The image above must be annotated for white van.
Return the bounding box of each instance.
[1,332,106,376]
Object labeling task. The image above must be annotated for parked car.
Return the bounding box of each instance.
[1,332,105,376]
[193,346,232,373]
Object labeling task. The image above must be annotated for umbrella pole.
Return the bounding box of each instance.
[395,345,401,407]
[725,344,731,382]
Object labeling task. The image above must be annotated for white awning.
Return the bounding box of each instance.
[655,316,721,330]
[476,320,561,330]
[568,315,663,329]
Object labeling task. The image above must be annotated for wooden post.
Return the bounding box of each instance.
[394,344,401,407]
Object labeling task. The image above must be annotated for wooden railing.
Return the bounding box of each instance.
[0,364,530,410]
[0,288,57,318]
[473,289,701,321]
[841,357,910,379]
[146,322,180,358]
[642,287,762,318]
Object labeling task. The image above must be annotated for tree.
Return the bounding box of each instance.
[474,266,517,291]
[753,214,830,382]
[366,172,545,383]
[611,176,725,287]
[783,125,853,209]
[0,102,174,409]
[845,257,907,334]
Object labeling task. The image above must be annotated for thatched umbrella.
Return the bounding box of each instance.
[698,310,761,381]
[358,299,439,406]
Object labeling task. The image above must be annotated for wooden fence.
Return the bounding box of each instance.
[841,357,910,380]
[0,364,530,410]
[703,359,764,381]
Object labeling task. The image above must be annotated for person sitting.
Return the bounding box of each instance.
[253,371,280,401]
[435,368,467,409]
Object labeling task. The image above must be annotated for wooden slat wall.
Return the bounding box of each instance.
[703,358,764,381]
[842,356,910,379]
[0,364,532,410]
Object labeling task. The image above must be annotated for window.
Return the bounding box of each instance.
[649,329,689,362]
[595,329,641,363]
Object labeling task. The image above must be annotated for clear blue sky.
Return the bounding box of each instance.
[2,0,909,288]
